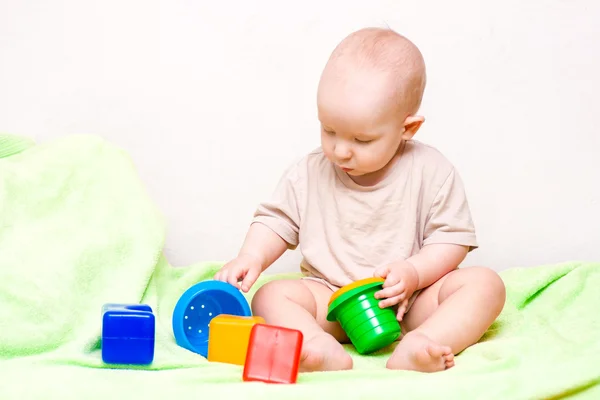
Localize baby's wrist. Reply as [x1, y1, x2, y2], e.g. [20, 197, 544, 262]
[394, 259, 419, 292]
[238, 252, 266, 269]
[404, 260, 420, 290]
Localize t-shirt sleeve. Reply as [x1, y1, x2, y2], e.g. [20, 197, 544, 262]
[251, 163, 302, 249]
[422, 168, 478, 251]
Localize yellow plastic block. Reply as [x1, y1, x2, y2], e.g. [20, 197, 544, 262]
[207, 314, 265, 365]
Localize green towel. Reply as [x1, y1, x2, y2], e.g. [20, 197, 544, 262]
[0, 134, 598, 399]
[0, 133, 36, 158]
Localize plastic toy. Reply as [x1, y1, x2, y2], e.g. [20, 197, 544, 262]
[326, 277, 401, 354]
[101, 303, 155, 365]
[207, 314, 265, 365]
[243, 324, 303, 384]
[172, 280, 252, 358]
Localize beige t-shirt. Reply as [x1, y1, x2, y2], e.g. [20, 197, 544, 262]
[252, 140, 478, 289]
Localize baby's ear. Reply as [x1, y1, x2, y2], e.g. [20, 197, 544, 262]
[401, 115, 425, 140]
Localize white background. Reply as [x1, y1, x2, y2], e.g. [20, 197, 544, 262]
[1, 0, 599, 273]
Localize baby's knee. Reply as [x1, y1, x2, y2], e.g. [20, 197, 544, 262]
[465, 267, 506, 310]
[251, 279, 314, 315]
[251, 280, 283, 312]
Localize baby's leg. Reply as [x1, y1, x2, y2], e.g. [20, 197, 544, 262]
[387, 266, 506, 372]
[251, 279, 353, 372]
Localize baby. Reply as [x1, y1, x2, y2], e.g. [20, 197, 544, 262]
[214, 27, 506, 373]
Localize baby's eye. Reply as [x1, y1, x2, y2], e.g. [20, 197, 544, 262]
[355, 138, 373, 144]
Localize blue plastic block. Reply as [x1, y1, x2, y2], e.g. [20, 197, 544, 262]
[101, 303, 155, 365]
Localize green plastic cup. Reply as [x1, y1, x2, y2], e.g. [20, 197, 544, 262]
[326, 277, 401, 354]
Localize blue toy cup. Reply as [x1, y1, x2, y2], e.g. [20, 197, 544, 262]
[172, 280, 251, 357]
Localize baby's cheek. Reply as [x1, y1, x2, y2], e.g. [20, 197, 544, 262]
[354, 150, 372, 165]
[364, 153, 385, 171]
[321, 146, 334, 162]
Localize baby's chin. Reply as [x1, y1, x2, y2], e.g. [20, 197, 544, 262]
[336, 166, 363, 176]
[345, 169, 365, 176]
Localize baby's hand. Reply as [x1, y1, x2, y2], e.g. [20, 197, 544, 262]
[373, 261, 419, 319]
[214, 253, 263, 293]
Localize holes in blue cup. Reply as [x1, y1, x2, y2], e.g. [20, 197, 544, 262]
[182, 291, 246, 349]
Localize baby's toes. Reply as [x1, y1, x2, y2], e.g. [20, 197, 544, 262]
[443, 351, 455, 369]
[426, 344, 451, 358]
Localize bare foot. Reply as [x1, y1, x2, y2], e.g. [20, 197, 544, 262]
[386, 331, 454, 372]
[299, 333, 353, 372]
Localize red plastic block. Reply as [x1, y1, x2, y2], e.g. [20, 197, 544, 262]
[243, 324, 303, 384]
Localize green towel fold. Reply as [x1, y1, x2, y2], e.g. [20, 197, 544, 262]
[0, 133, 35, 158]
[0, 134, 598, 399]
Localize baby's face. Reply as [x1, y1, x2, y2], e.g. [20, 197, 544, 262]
[317, 69, 409, 181]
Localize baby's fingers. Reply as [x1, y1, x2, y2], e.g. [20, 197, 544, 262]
[378, 292, 405, 309]
[215, 262, 234, 281]
[226, 269, 244, 288]
[375, 282, 405, 300]
[215, 267, 243, 289]
[396, 299, 409, 321]
[214, 269, 227, 282]
[241, 267, 260, 293]
[373, 264, 391, 279]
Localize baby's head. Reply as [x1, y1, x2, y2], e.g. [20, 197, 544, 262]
[317, 27, 426, 183]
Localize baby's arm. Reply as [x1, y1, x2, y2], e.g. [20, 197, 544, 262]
[238, 222, 289, 272]
[405, 243, 468, 290]
[214, 222, 288, 292]
[215, 160, 303, 292]
[401, 166, 477, 291]
[374, 244, 467, 310]
[376, 167, 476, 308]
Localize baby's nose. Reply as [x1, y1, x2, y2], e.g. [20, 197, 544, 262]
[334, 144, 352, 160]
